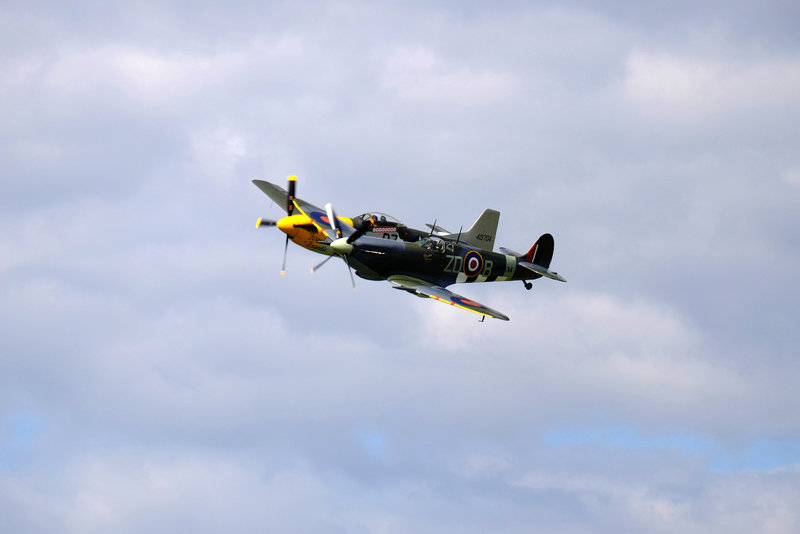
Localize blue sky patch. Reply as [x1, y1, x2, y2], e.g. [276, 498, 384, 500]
[0, 410, 46, 470]
[541, 424, 800, 472]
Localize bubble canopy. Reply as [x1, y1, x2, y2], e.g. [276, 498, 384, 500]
[353, 212, 403, 225]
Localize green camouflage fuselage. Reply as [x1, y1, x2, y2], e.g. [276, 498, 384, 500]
[347, 235, 538, 287]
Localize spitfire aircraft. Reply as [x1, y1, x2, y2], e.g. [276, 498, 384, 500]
[253, 176, 566, 321]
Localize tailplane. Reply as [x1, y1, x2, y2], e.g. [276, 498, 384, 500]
[517, 233, 566, 282]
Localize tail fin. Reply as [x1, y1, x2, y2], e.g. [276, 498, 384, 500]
[457, 209, 500, 250]
[526, 233, 554, 268]
[518, 233, 566, 282]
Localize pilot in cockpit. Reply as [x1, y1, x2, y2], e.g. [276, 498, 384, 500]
[421, 237, 445, 253]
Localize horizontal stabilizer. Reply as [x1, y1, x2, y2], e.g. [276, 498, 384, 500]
[518, 261, 567, 282]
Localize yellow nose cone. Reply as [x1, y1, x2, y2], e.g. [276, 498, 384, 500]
[276, 216, 294, 233]
[276, 214, 314, 240]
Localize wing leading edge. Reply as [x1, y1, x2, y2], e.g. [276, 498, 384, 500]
[252, 179, 327, 218]
[388, 277, 510, 321]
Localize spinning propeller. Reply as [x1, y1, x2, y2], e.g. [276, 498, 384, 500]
[310, 210, 373, 278]
[255, 175, 373, 286]
[347, 216, 375, 244]
[325, 202, 358, 289]
[255, 175, 297, 274]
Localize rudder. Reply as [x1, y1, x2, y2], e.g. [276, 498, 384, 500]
[526, 233, 554, 268]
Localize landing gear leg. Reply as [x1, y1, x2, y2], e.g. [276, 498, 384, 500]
[523, 281, 533, 291]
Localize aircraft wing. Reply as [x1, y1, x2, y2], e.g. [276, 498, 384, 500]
[388, 277, 510, 321]
[252, 179, 326, 216]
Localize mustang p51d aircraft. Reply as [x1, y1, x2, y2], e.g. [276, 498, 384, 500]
[253, 176, 566, 321]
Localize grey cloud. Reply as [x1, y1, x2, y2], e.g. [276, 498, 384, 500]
[2, 1, 800, 532]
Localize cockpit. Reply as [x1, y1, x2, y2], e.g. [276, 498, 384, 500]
[352, 212, 402, 226]
[417, 236, 448, 253]
[350, 213, 430, 243]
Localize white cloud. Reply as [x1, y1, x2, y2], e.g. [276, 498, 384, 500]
[622, 52, 800, 119]
[515, 465, 800, 534]
[382, 45, 514, 105]
[41, 45, 246, 102]
[48, 453, 340, 533]
[411, 288, 777, 435]
[783, 168, 800, 186]
[3, 2, 800, 533]
[189, 126, 249, 182]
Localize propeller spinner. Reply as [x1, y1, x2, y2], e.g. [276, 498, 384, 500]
[325, 202, 357, 289]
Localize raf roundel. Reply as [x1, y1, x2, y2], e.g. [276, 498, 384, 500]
[463, 250, 484, 277]
[453, 296, 484, 308]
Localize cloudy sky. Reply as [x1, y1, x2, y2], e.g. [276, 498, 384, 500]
[2, 1, 800, 532]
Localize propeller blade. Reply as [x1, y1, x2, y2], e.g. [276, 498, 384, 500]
[286, 175, 297, 216]
[256, 217, 278, 228]
[346, 217, 373, 244]
[280, 234, 289, 275]
[310, 255, 334, 273]
[324, 202, 342, 239]
[343, 254, 356, 290]
[324, 202, 357, 289]
[258, 176, 295, 274]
